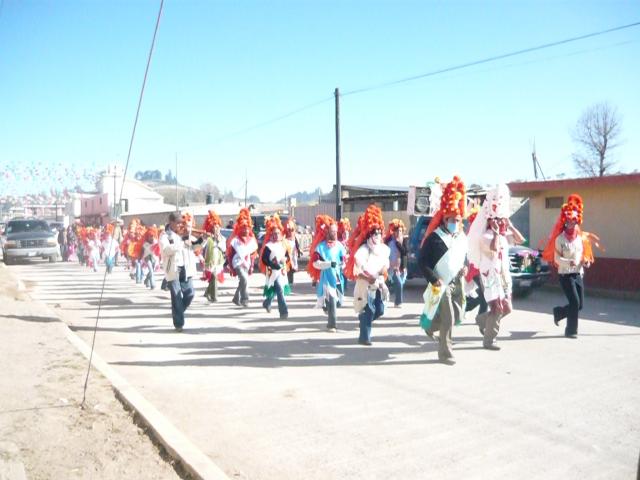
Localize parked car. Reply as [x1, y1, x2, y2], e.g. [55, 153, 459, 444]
[48, 221, 65, 233]
[406, 216, 549, 296]
[2, 219, 60, 265]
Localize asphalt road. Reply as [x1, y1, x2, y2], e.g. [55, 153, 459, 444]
[8, 259, 640, 480]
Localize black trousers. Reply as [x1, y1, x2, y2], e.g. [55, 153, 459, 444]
[557, 273, 584, 336]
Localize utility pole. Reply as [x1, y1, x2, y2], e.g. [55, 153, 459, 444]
[175, 152, 179, 210]
[532, 140, 538, 180]
[244, 170, 248, 207]
[334, 87, 342, 220]
[113, 166, 117, 218]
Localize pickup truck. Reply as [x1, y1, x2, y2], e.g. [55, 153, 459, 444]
[2, 219, 61, 265]
[406, 216, 549, 296]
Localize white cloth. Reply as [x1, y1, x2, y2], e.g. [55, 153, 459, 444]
[478, 230, 513, 302]
[104, 236, 119, 258]
[433, 228, 467, 285]
[264, 240, 289, 290]
[555, 234, 584, 275]
[231, 236, 258, 270]
[159, 229, 197, 282]
[352, 242, 390, 313]
[468, 184, 510, 268]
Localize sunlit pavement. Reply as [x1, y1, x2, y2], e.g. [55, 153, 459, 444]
[8, 259, 640, 480]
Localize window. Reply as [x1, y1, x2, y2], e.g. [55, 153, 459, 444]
[99, 198, 102, 205]
[545, 196, 563, 209]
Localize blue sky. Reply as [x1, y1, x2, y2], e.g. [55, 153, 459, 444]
[1, 0, 639, 201]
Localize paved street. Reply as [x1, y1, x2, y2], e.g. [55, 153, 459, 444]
[8, 260, 640, 480]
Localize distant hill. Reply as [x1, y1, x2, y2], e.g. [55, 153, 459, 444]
[277, 188, 323, 205]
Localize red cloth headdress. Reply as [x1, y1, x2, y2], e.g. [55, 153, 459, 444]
[385, 218, 406, 242]
[226, 208, 256, 266]
[144, 226, 158, 242]
[422, 175, 466, 246]
[344, 204, 385, 281]
[202, 210, 222, 234]
[541, 193, 603, 267]
[306, 214, 336, 282]
[337, 218, 351, 243]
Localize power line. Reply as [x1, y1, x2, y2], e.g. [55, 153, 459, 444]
[341, 21, 640, 97]
[208, 22, 639, 144]
[81, 0, 164, 407]
[211, 95, 334, 144]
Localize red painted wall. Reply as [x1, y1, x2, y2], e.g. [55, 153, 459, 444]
[548, 258, 640, 291]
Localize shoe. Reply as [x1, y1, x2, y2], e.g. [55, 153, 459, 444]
[439, 357, 456, 365]
[280, 313, 288, 320]
[565, 333, 578, 339]
[264, 303, 271, 313]
[424, 330, 439, 343]
[241, 301, 250, 308]
[553, 307, 562, 326]
[358, 340, 372, 346]
[327, 327, 337, 333]
[174, 327, 183, 332]
[232, 298, 241, 307]
[483, 343, 501, 351]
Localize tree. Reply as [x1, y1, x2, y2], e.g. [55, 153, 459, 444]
[164, 170, 176, 183]
[199, 182, 221, 201]
[572, 102, 622, 177]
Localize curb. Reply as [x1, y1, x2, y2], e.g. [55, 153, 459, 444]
[60, 325, 231, 480]
[0, 260, 231, 480]
[61, 326, 230, 480]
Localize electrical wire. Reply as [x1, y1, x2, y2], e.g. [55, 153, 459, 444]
[211, 95, 334, 144]
[81, 0, 164, 407]
[341, 21, 640, 97]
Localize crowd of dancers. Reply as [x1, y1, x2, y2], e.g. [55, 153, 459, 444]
[56, 175, 601, 364]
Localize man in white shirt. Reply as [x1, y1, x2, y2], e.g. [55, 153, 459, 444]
[159, 212, 201, 331]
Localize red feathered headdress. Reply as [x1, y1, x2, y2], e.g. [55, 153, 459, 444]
[202, 210, 222, 233]
[541, 193, 603, 267]
[344, 204, 385, 280]
[144, 226, 158, 242]
[337, 218, 351, 242]
[226, 208, 256, 266]
[306, 214, 336, 282]
[422, 175, 466, 245]
[385, 218, 406, 242]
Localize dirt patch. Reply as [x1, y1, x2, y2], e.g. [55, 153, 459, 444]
[0, 265, 185, 479]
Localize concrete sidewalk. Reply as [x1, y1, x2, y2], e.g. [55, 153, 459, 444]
[7, 260, 640, 479]
[0, 263, 184, 479]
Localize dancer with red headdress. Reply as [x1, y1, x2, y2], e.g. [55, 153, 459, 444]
[385, 218, 408, 307]
[283, 218, 302, 286]
[308, 215, 346, 332]
[542, 194, 601, 338]
[202, 210, 226, 302]
[226, 208, 258, 307]
[344, 204, 390, 346]
[418, 176, 468, 365]
[142, 225, 159, 290]
[260, 215, 291, 319]
[337, 218, 352, 300]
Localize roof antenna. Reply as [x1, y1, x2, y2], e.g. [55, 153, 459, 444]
[531, 139, 546, 180]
